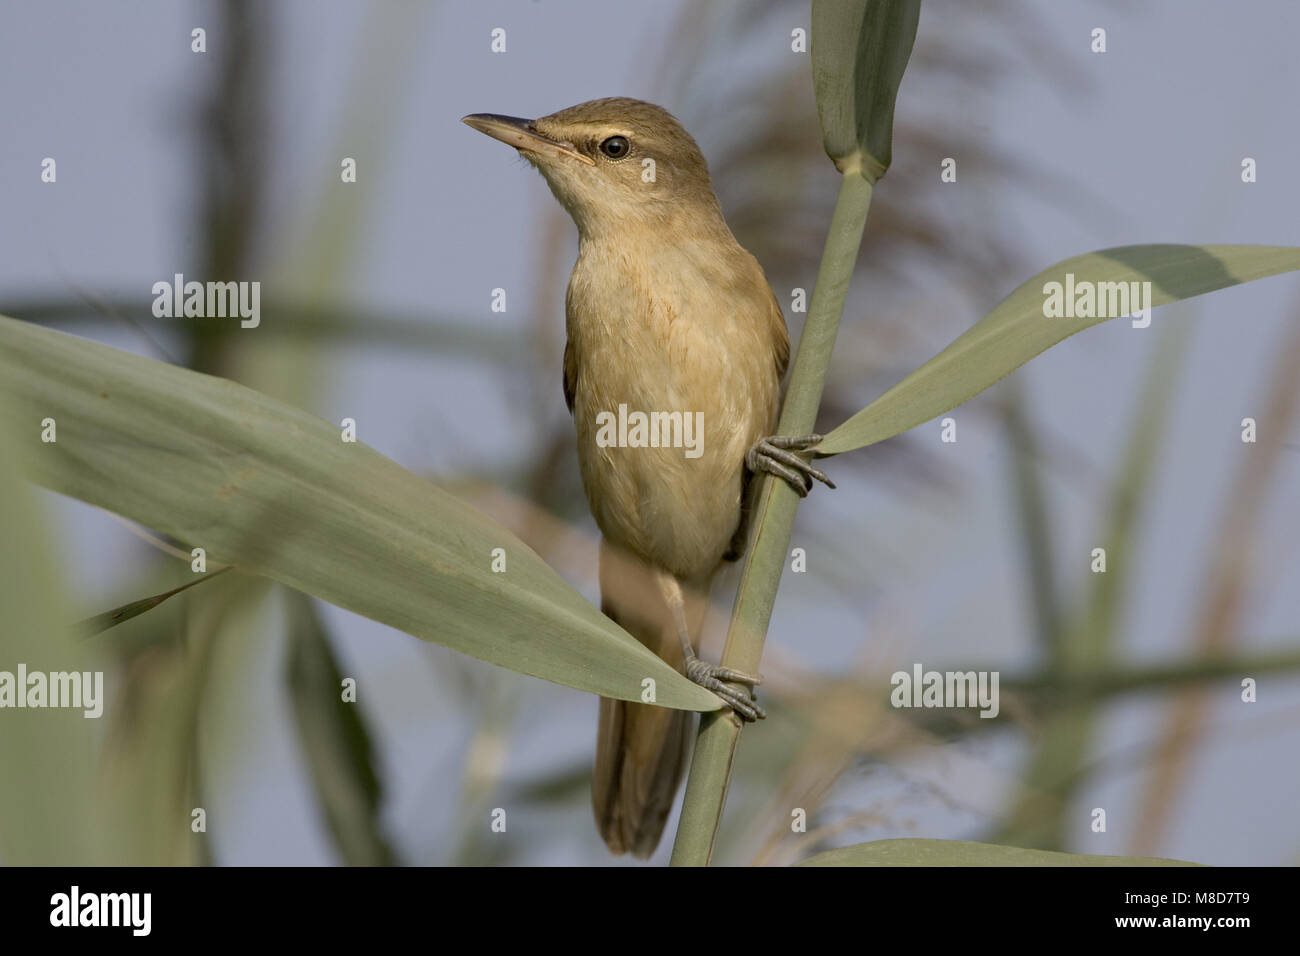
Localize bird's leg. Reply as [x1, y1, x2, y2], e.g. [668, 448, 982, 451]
[656, 572, 765, 722]
[746, 434, 836, 497]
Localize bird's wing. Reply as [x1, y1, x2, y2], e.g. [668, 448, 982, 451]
[563, 337, 578, 414]
[767, 284, 790, 380]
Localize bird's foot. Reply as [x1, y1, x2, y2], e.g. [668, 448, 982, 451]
[683, 651, 765, 722]
[746, 434, 836, 498]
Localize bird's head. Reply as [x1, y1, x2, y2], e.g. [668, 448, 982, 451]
[462, 97, 720, 235]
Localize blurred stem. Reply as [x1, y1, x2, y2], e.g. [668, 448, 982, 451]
[1006, 647, 1300, 700]
[777, 645, 1300, 746]
[896, 646, 1300, 736]
[450, 678, 518, 865]
[1003, 394, 1061, 662]
[189, 0, 267, 376]
[670, 173, 873, 866]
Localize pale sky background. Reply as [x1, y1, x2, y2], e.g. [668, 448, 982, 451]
[1, 0, 1298, 865]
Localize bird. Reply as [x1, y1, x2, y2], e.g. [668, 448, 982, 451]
[462, 98, 833, 858]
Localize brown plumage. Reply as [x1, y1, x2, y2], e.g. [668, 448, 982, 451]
[464, 98, 797, 857]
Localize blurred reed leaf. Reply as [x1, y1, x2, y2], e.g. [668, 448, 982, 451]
[76, 567, 232, 638]
[812, 0, 921, 181]
[0, 421, 101, 864]
[0, 315, 720, 712]
[8, 297, 528, 367]
[285, 589, 395, 866]
[97, 575, 260, 865]
[798, 838, 1199, 866]
[818, 245, 1300, 455]
[1002, 393, 1061, 657]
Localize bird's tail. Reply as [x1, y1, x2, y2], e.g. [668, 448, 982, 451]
[592, 543, 705, 858]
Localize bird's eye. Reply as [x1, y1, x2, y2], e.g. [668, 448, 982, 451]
[599, 135, 630, 159]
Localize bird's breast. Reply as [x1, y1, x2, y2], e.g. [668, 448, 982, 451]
[564, 237, 784, 578]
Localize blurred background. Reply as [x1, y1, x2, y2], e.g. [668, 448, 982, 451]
[1, 0, 1298, 865]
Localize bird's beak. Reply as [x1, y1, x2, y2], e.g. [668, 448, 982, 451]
[461, 113, 596, 166]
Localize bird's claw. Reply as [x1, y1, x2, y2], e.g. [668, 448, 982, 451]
[746, 434, 836, 498]
[684, 655, 765, 722]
